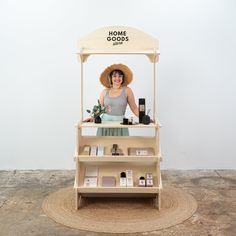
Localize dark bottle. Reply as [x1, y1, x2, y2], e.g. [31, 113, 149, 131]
[139, 98, 146, 123]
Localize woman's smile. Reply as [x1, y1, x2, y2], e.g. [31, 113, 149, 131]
[112, 74, 123, 85]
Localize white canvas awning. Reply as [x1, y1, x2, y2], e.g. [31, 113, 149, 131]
[77, 26, 159, 63]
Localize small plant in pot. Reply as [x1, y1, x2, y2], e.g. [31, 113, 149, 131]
[87, 100, 107, 123]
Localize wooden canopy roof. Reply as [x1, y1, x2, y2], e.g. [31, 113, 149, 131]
[77, 26, 159, 63]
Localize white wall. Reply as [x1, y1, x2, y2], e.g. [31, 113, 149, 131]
[0, 0, 236, 169]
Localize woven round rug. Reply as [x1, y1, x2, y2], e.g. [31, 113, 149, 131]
[42, 187, 197, 233]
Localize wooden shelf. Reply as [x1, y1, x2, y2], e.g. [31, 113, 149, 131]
[76, 121, 160, 128]
[75, 156, 159, 163]
[77, 136, 158, 156]
[74, 178, 162, 194]
[76, 186, 161, 194]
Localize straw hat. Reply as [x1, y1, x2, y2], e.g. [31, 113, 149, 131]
[100, 64, 133, 88]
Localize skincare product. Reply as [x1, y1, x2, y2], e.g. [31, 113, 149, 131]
[139, 98, 146, 123]
[90, 145, 97, 156]
[84, 177, 97, 187]
[97, 146, 104, 156]
[84, 166, 99, 187]
[102, 176, 116, 187]
[120, 172, 126, 187]
[111, 144, 119, 155]
[82, 145, 90, 155]
[139, 176, 146, 187]
[146, 173, 153, 187]
[126, 170, 133, 187]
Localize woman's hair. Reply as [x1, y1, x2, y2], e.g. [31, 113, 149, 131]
[109, 69, 125, 85]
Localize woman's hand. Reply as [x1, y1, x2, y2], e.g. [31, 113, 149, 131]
[83, 117, 94, 122]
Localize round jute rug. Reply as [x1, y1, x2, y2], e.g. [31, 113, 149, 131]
[42, 187, 197, 233]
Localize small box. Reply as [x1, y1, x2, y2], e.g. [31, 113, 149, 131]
[97, 146, 104, 156]
[138, 176, 146, 187]
[84, 177, 97, 187]
[146, 173, 153, 179]
[90, 145, 97, 156]
[126, 170, 133, 178]
[146, 173, 153, 187]
[128, 147, 154, 156]
[127, 177, 134, 187]
[126, 170, 133, 187]
[81, 145, 90, 155]
[120, 177, 126, 187]
[85, 167, 99, 177]
[102, 176, 116, 187]
[146, 178, 153, 187]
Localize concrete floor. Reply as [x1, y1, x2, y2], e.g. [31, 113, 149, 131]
[0, 170, 235, 236]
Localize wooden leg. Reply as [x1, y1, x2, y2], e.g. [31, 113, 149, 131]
[75, 191, 79, 210]
[78, 195, 82, 209]
[153, 192, 161, 210]
[154, 194, 158, 209]
[158, 191, 161, 211]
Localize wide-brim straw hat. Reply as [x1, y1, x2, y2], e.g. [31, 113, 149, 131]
[100, 64, 133, 88]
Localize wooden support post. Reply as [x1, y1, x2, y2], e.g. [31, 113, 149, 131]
[80, 59, 84, 122]
[75, 190, 79, 210]
[158, 191, 161, 210]
[78, 195, 82, 209]
[153, 59, 156, 123]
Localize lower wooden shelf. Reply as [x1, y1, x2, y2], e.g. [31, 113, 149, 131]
[74, 178, 162, 210]
[75, 186, 161, 194]
[74, 178, 162, 194]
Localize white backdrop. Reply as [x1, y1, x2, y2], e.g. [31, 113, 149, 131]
[0, 0, 235, 169]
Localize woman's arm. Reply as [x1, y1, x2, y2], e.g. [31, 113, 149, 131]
[99, 89, 107, 106]
[126, 87, 139, 117]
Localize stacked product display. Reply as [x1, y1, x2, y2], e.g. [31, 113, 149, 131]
[74, 26, 161, 210]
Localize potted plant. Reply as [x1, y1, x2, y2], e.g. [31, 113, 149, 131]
[87, 100, 107, 123]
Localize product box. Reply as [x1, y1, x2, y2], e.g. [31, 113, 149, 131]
[84, 166, 99, 187]
[97, 146, 104, 156]
[81, 145, 90, 155]
[85, 166, 99, 177]
[102, 176, 116, 187]
[128, 147, 154, 156]
[90, 146, 97, 156]
[146, 172, 153, 187]
[146, 178, 153, 187]
[126, 170, 133, 187]
[120, 177, 126, 187]
[84, 177, 98, 187]
[126, 169, 133, 177]
[126, 177, 134, 187]
[139, 179, 146, 187]
[146, 173, 153, 179]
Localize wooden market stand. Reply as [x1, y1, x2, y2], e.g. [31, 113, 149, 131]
[74, 26, 162, 210]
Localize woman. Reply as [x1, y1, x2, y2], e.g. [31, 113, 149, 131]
[86, 64, 139, 136]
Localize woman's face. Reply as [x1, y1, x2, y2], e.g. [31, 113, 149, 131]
[111, 72, 123, 87]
